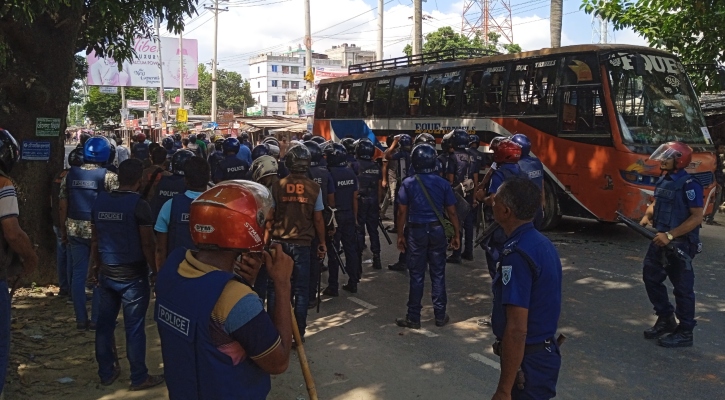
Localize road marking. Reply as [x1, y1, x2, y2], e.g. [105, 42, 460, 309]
[588, 268, 719, 299]
[411, 328, 439, 338]
[347, 297, 377, 310]
[469, 353, 500, 370]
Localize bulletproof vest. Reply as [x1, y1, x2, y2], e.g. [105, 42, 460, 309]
[271, 175, 321, 245]
[347, 155, 360, 175]
[451, 150, 472, 186]
[437, 154, 449, 177]
[357, 160, 380, 200]
[653, 173, 699, 243]
[518, 155, 544, 190]
[155, 249, 270, 400]
[93, 191, 145, 265]
[173, 141, 183, 151]
[168, 194, 196, 255]
[208, 152, 224, 178]
[396, 152, 411, 181]
[51, 169, 69, 227]
[219, 155, 249, 181]
[330, 166, 357, 212]
[133, 142, 150, 161]
[308, 166, 331, 206]
[467, 148, 484, 173]
[151, 174, 187, 221]
[496, 163, 525, 181]
[66, 166, 107, 221]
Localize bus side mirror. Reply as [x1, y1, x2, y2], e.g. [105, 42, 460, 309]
[633, 55, 647, 76]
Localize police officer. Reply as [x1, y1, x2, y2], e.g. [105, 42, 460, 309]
[490, 177, 562, 399]
[511, 133, 545, 229]
[149, 149, 193, 221]
[438, 132, 453, 178]
[252, 143, 271, 161]
[89, 159, 164, 390]
[60, 136, 118, 330]
[251, 155, 280, 190]
[355, 139, 383, 270]
[414, 133, 436, 146]
[302, 132, 313, 141]
[208, 137, 225, 179]
[341, 137, 360, 175]
[321, 143, 361, 294]
[52, 149, 82, 297]
[131, 133, 149, 162]
[155, 182, 294, 399]
[639, 142, 702, 348]
[172, 133, 183, 151]
[447, 129, 478, 263]
[384, 134, 413, 270]
[395, 144, 460, 329]
[266, 145, 327, 341]
[239, 132, 253, 151]
[214, 138, 250, 183]
[161, 136, 175, 162]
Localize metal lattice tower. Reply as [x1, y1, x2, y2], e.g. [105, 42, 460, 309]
[461, 0, 514, 44]
[591, 14, 612, 44]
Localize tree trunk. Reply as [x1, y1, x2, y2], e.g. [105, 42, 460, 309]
[0, 6, 83, 284]
[550, 0, 563, 48]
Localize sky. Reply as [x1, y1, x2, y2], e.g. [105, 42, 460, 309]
[163, 0, 649, 78]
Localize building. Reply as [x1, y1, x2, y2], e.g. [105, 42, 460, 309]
[324, 43, 375, 67]
[249, 46, 343, 116]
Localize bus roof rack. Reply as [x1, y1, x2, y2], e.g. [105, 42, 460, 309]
[348, 48, 501, 74]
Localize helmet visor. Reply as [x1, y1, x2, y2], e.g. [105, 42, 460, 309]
[649, 144, 681, 162]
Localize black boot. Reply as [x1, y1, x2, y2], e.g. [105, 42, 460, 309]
[372, 254, 382, 270]
[657, 325, 693, 348]
[643, 314, 677, 339]
[446, 254, 462, 264]
[388, 261, 406, 271]
[461, 251, 474, 261]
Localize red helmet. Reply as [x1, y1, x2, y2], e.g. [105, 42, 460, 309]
[493, 140, 522, 164]
[136, 133, 146, 143]
[649, 141, 692, 170]
[489, 136, 506, 152]
[189, 181, 273, 252]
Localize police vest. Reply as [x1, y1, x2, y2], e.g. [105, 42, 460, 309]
[396, 152, 411, 181]
[357, 160, 380, 201]
[93, 191, 145, 265]
[451, 150, 472, 186]
[653, 173, 700, 243]
[66, 166, 107, 221]
[173, 141, 183, 151]
[437, 154, 449, 177]
[133, 143, 150, 161]
[271, 175, 321, 245]
[330, 167, 357, 212]
[155, 249, 270, 400]
[220, 156, 249, 181]
[308, 166, 331, 206]
[518, 155, 544, 190]
[151, 174, 187, 221]
[168, 194, 196, 255]
[208, 152, 224, 181]
[467, 148, 484, 173]
[347, 156, 360, 175]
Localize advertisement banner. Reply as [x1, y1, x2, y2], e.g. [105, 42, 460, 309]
[127, 100, 151, 109]
[99, 86, 118, 94]
[216, 110, 235, 125]
[87, 37, 199, 89]
[297, 88, 317, 118]
[176, 108, 188, 123]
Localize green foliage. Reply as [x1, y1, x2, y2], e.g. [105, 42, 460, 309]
[83, 86, 146, 125]
[168, 64, 255, 115]
[403, 27, 522, 57]
[581, 0, 725, 91]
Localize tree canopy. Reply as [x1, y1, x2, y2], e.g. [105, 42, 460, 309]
[83, 87, 146, 125]
[168, 64, 255, 115]
[403, 27, 522, 57]
[581, 0, 725, 91]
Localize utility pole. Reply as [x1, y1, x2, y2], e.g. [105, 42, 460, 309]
[143, 88, 147, 122]
[303, 0, 314, 84]
[179, 31, 185, 111]
[205, 0, 228, 123]
[121, 86, 126, 126]
[600, 16, 608, 44]
[155, 17, 167, 135]
[377, 0, 384, 61]
[413, 0, 422, 55]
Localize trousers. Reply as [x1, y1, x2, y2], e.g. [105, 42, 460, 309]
[643, 241, 697, 329]
[328, 212, 361, 287]
[357, 199, 381, 256]
[68, 236, 99, 324]
[268, 243, 311, 337]
[405, 224, 448, 322]
[511, 344, 561, 399]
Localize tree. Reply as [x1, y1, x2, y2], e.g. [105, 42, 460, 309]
[550, 0, 563, 48]
[83, 87, 146, 125]
[403, 27, 522, 57]
[168, 64, 255, 115]
[0, 1, 198, 283]
[581, 0, 724, 91]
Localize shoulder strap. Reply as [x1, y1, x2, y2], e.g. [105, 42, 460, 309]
[414, 175, 447, 226]
[503, 246, 540, 282]
[142, 167, 164, 199]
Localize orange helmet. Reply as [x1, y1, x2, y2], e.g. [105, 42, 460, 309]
[649, 141, 693, 170]
[189, 181, 273, 252]
[493, 140, 522, 164]
[136, 133, 146, 143]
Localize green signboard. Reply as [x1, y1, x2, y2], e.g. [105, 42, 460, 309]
[36, 118, 61, 137]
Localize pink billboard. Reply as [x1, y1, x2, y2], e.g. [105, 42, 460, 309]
[87, 37, 198, 89]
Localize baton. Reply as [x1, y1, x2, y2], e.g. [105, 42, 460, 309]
[329, 241, 347, 275]
[615, 211, 692, 268]
[378, 217, 393, 245]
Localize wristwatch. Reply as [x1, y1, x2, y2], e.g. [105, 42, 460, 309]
[665, 232, 674, 241]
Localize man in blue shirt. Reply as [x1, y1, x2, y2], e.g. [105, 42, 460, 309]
[236, 134, 253, 165]
[490, 177, 562, 400]
[395, 144, 460, 329]
[639, 142, 703, 348]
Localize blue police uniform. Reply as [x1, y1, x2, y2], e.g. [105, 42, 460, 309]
[168, 193, 197, 253]
[308, 165, 335, 301]
[327, 166, 361, 290]
[173, 140, 183, 151]
[150, 174, 187, 222]
[518, 154, 545, 228]
[644, 169, 702, 330]
[437, 153, 449, 178]
[208, 151, 224, 180]
[356, 160, 382, 258]
[132, 142, 150, 161]
[236, 143, 252, 165]
[347, 154, 360, 175]
[215, 155, 250, 183]
[398, 173, 457, 323]
[93, 192, 145, 266]
[492, 222, 562, 399]
[448, 149, 476, 260]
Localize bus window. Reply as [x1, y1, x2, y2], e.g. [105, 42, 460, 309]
[408, 75, 424, 116]
[336, 83, 352, 118]
[325, 83, 340, 117]
[315, 85, 331, 118]
[463, 65, 506, 115]
[506, 59, 559, 115]
[463, 69, 483, 114]
[560, 87, 610, 137]
[373, 79, 392, 116]
[363, 81, 377, 117]
[390, 76, 411, 116]
[423, 70, 462, 116]
[348, 82, 365, 118]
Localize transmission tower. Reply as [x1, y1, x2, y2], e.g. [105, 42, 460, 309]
[461, 0, 514, 44]
[591, 14, 612, 44]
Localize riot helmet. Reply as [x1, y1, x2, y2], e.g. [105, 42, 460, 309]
[493, 140, 522, 164]
[650, 141, 693, 170]
[68, 148, 84, 167]
[414, 133, 436, 146]
[251, 155, 279, 182]
[451, 129, 469, 150]
[511, 133, 531, 155]
[412, 144, 438, 174]
[171, 149, 194, 176]
[161, 137, 174, 151]
[222, 138, 241, 155]
[398, 134, 413, 152]
[326, 143, 348, 167]
[84, 136, 111, 163]
[285, 143, 312, 173]
[251, 144, 271, 160]
[303, 141, 323, 166]
[355, 139, 375, 161]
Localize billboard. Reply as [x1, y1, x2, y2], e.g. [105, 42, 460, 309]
[87, 37, 198, 89]
[297, 88, 317, 118]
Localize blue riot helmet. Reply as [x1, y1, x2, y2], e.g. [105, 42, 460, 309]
[311, 136, 326, 145]
[355, 139, 375, 161]
[68, 148, 84, 167]
[161, 136, 174, 151]
[326, 142, 348, 167]
[511, 133, 532, 155]
[341, 137, 356, 154]
[222, 137, 241, 154]
[84, 136, 111, 163]
[469, 134, 480, 149]
[414, 133, 436, 146]
[302, 132, 313, 141]
[171, 149, 194, 176]
[441, 132, 452, 153]
[412, 144, 438, 174]
[304, 140, 323, 166]
[398, 134, 413, 152]
[251, 144, 271, 160]
[451, 129, 469, 150]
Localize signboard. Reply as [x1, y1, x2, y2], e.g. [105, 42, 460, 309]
[216, 109, 235, 125]
[99, 86, 118, 94]
[176, 108, 188, 123]
[246, 105, 262, 116]
[21, 141, 51, 161]
[35, 118, 61, 137]
[127, 100, 151, 109]
[202, 122, 218, 130]
[297, 88, 317, 118]
[86, 37, 199, 89]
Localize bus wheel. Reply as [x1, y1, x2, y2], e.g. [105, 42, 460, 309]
[541, 179, 561, 231]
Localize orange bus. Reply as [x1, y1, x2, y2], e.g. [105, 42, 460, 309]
[312, 44, 717, 229]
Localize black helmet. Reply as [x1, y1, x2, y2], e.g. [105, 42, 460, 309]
[302, 132, 313, 141]
[161, 137, 174, 151]
[412, 144, 438, 174]
[355, 139, 375, 161]
[107, 143, 116, 164]
[252, 144, 270, 160]
[398, 134, 413, 152]
[414, 133, 436, 146]
[214, 137, 224, 149]
[451, 129, 469, 150]
[469, 134, 480, 149]
[0, 129, 19, 174]
[341, 137, 356, 154]
[267, 144, 280, 159]
[198, 132, 207, 141]
[68, 148, 84, 167]
[303, 141, 323, 166]
[326, 143, 348, 167]
[441, 131, 453, 152]
[171, 149, 194, 176]
[188, 133, 197, 142]
[262, 137, 280, 147]
[222, 137, 241, 154]
[285, 144, 312, 173]
[79, 131, 92, 146]
[174, 133, 182, 141]
[311, 136, 326, 145]
[239, 132, 250, 141]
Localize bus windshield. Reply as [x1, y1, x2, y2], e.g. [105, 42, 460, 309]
[605, 52, 710, 147]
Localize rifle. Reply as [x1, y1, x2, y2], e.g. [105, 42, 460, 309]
[329, 240, 347, 275]
[474, 221, 501, 249]
[615, 211, 692, 269]
[378, 217, 393, 245]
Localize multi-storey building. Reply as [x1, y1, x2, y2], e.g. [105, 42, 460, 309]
[324, 43, 375, 67]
